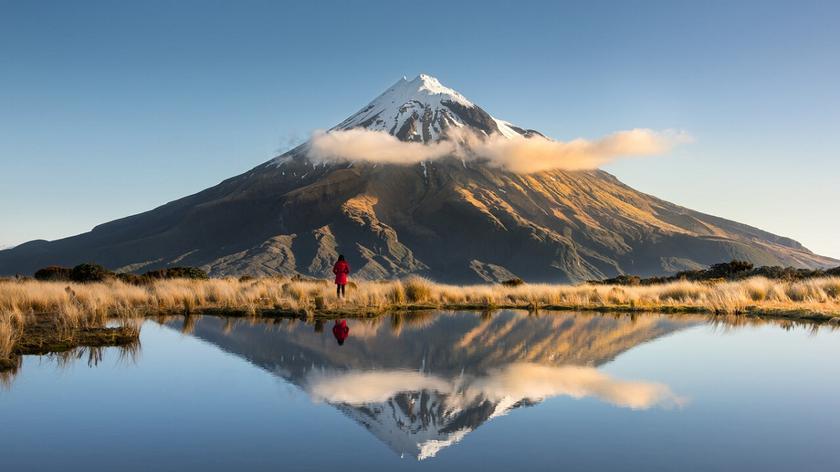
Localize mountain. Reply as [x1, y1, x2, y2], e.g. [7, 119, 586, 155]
[331, 74, 542, 142]
[178, 311, 698, 459]
[0, 74, 835, 281]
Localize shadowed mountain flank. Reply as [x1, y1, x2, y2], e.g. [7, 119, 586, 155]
[1, 74, 834, 281]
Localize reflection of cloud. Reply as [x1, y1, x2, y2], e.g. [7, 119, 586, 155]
[465, 363, 686, 410]
[307, 370, 451, 404]
[307, 128, 690, 173]
[305, 362, 684, 410]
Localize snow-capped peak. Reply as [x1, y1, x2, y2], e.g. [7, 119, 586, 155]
[407, 73, 473, 107]
[331, 74, 537, 143]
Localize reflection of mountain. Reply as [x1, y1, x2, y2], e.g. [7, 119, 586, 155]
[175, 311, 697, 460]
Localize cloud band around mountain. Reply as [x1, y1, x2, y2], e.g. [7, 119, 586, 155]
[306, 128, 690, 173]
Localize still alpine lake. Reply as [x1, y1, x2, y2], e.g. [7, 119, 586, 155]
[2, 311, 839, 471]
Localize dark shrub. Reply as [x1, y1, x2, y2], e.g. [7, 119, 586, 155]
[238, 275, 255, 283]
[593, 275, 641, 286]
[143, 266, 208, 280]
[620, 275, 642, 286]
[708, 260, 754, 278]
[594, 260, 835, 286]
[70, 263, 113, 283]
[747, 265, 822, 281]
[116, 272, 152, 286]
[751, 265, 787, 279]
[166, 267, 208, 280]
[142, 269, 166, 280]
[501, 278, 525, 287]
[673, 269, 706, 281]
[34, 265, 72, 281]
[640, 276, 669, 286]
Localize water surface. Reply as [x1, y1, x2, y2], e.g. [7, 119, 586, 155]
[2, 311, 839, 471]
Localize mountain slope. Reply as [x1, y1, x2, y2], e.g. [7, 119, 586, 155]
[0, 74, 835, 281]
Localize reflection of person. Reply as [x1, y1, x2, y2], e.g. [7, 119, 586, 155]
[332, 319, 350, 346]
[332, 255, 350, 299]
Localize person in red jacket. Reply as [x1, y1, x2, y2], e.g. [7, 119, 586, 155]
[332, 254, 350, 299]
[332, 319, 349, 346]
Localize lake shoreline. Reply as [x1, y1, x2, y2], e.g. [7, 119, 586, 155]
[12, 297, 840, 326]
[148, 300, 840, 322]
[3, 276, 840, 372]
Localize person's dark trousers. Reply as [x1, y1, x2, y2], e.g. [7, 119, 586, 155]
[336, 284, 345, 298]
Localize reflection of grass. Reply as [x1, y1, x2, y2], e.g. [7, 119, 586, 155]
[0, 355, 21, 389]
[1, 342, 140, 390]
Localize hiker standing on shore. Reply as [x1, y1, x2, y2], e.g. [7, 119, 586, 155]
[332, 254, 350, 299]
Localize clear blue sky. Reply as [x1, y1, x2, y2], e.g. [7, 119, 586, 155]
[1, 0, 838, 258]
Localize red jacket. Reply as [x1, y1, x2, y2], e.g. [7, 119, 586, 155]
[332, 320, 349, 344]
[333, 260, 350, 285]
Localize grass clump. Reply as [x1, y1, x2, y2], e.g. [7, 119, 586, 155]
[404, 277, 433, 303]
[387, 281, 407, 304]
[0, 317, 16, 361]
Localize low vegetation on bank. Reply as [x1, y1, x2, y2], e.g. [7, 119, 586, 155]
[3, 261, 840, 372]
[3, 272, 840, 321]
[32, 263, 208, 284]
[589, 260, 840, 286]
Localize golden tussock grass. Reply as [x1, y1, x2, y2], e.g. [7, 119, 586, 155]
[0, 318, 15, 360]
[1, 275, 839, 329]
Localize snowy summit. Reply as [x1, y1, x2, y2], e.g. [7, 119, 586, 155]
[332, 74, 541, 143]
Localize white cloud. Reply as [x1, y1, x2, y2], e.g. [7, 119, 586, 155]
[458, 128, 691, 173]
[307, 128, 456, 164]
[306, 127, 690, 173]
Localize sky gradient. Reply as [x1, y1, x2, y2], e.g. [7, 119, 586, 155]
[1, 0, 838, 257]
